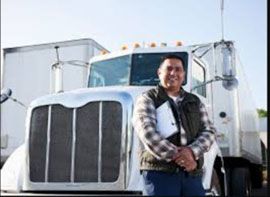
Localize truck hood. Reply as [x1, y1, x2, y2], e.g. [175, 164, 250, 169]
[30, 86, 153, 109]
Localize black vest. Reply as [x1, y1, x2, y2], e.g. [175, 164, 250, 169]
[139, 85, 204, 175]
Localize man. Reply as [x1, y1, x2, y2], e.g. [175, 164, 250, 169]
[132, 54, 216, 196]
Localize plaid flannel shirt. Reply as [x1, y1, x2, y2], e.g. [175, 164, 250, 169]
[132, 92, 216, 162]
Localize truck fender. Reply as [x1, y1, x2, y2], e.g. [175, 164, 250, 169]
[202, 140, 223, 190]
[0, 144, 25, 192]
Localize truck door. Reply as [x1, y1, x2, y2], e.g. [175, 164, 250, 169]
[190, 58, 212, 119]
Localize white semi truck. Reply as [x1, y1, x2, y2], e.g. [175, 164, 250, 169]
[1, 40, 263, 196]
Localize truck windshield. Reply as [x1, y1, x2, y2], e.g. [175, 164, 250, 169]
[88, 55, 131, 87]
[88, 52, 188, 87]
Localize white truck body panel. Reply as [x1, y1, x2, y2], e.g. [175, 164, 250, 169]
[0, 145, 25, 192]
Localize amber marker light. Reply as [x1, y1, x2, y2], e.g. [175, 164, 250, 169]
[100, 50, 108, 55]
[121, 45, 128, 50]
[133, 43, 140, 48]
[176, 41, 183, 46]
[149, 42, 157, 47]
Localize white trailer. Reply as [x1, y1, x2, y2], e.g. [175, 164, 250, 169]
[1, 40, 263, 196]
[0, 38, 108, 165]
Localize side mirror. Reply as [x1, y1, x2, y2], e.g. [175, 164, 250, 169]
[0, 88, 26, 108]
[222, 77, 238, 91]
[1, 88, 12, 104]
[220, 41, 238, 90]
[191, 76, 238, 92]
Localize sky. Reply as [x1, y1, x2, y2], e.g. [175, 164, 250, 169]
[1, 0, 267, 109]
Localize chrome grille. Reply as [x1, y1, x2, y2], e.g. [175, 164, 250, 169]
[29, 101, 122, 183]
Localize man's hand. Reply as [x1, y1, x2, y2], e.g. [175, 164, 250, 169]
[173, 147, 197, 172]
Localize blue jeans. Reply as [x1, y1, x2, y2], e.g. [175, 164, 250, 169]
[142, 170, 205, 196]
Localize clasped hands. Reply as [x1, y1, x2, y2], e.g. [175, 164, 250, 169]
[172, 147, 197, 172]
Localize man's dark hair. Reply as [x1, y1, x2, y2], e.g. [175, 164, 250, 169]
[159, 54, 185, 68]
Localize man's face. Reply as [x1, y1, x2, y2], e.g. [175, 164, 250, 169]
[157, 58, 185, 92]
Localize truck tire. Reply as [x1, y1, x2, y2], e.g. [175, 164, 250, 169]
[250, 163, 263, 188]
[231, 167, 251, 196]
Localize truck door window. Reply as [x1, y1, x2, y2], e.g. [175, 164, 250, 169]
[192, 60, 206, 97]
[88, 55, 131, 87]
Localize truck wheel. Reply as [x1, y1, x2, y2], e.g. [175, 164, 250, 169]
[231, 168, 251, 196]
[250, 163, 263, 188]
[210, 169, 222, 196]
